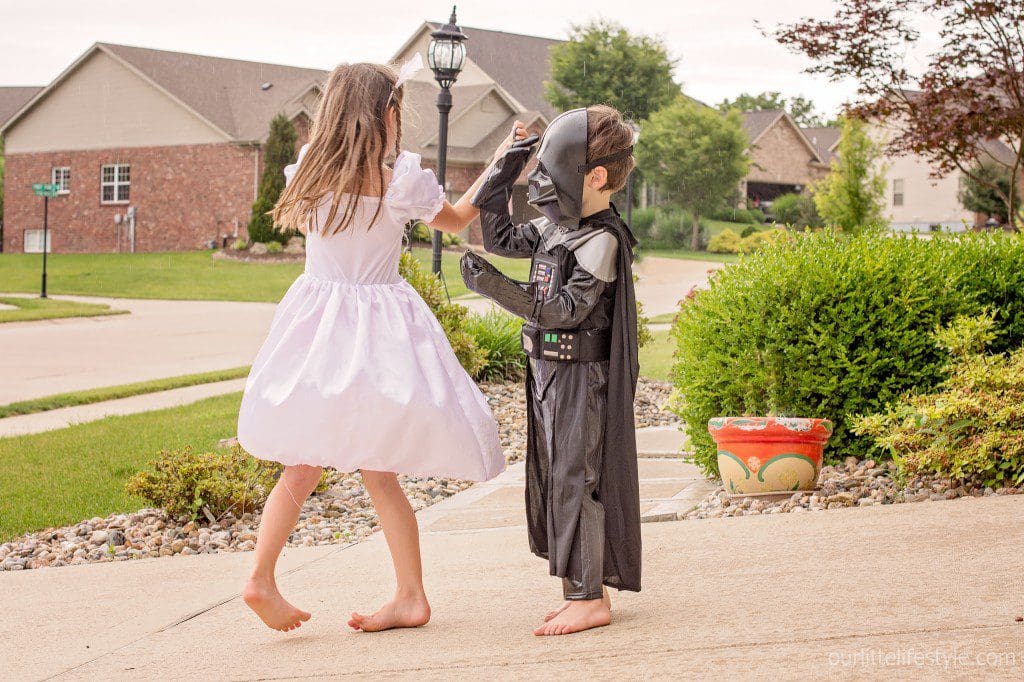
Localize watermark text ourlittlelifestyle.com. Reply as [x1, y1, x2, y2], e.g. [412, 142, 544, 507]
[829, 647, 1018, 669]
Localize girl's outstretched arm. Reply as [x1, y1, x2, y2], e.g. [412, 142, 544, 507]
[428, 120, 529, 234]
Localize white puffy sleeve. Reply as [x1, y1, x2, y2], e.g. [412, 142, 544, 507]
[387, 151, 446, 223]
[283, 143, 309, 187]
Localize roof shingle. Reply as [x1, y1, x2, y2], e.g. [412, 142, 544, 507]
[100, 43, 328, 142]
[0, 86, 42, 128]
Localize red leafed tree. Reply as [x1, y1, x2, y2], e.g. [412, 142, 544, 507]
[772, 0, 1024, 227]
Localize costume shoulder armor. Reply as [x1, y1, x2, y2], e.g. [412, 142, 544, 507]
[530, 217, 555, 234]
[574, 231, 618, 282]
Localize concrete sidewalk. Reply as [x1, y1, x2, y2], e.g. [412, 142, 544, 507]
[0, 378, 247, 438]
[2, 423, 1021, 680]
[2, 496, 1020, 680]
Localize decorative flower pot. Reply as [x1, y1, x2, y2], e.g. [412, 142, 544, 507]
[707, 417, 834, 495]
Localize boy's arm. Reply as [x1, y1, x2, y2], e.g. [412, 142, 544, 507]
[470, 136, 541, 258]
[460, 235, 617, 329]
[429, 121, 531, 235]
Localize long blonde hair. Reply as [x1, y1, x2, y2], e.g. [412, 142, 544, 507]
[273, 62, 403, 235]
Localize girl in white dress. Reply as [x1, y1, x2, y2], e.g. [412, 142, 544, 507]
[237, 57, 527, 633]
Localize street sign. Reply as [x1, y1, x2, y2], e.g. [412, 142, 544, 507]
[32, 182, 60, 197]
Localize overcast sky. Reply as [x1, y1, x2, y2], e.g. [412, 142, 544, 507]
[1, 0, 941, 119]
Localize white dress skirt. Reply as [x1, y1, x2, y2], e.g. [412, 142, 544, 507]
[237, 147, 505, 482]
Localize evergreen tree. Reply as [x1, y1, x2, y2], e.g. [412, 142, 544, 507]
[959, 162, 1011, 224]
[812, 117, 887, 233]
[248, 114, 298, 244]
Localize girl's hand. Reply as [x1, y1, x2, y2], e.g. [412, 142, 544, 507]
[492, 120, 529, 162]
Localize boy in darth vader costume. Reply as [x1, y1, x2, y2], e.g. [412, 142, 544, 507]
[460, 105, 641, 636]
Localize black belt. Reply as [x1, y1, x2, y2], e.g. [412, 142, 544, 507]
[521, 326, 611, 362]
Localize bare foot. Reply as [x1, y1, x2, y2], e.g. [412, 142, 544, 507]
[348, 593, 431, 632]
[544, 588, 611, 622]
[242, 577, 312, 632]
[534, 598, 611, 636]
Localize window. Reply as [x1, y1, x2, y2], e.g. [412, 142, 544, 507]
[51, 167, 70, 194]
[23, 229, 52, 253]
[101, 164, 130, 204]
[893, 178, 904, 207]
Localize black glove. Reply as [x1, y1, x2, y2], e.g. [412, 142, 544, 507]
[460, 251, 535, 318]
[471, 135, 540, 210]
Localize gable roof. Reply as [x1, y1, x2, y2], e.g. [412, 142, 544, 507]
[3, 43, 328, 142]
[741, 109, 786, 144]
[0, 86, 42, 128]
[400, 79, 543, 164]
[801, 126, 841, 162]
[742, 109, 827, 164]
[447, 24, 561, 122]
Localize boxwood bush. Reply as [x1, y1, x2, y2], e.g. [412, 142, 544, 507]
[670, 230, 1024, 476]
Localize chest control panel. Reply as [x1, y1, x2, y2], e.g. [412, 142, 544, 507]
[541, 331, 575, 360]
[532, 259, 557, 299]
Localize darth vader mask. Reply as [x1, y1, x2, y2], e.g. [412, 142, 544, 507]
[527, 108, 635, 230]
[527, 109, 588, 229]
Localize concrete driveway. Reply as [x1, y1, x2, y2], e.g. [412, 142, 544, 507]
[459, 255, 723, 318]
[0, 295, 276, 404]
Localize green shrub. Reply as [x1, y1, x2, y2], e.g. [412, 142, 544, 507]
[670, 231, 1024, 476]
[407, 220, 431, 243]
[399, 250, 486, 377]
[630, 207, 656, 238]
[707, 227, 788, 254]
[740, 224, 758, 238]
[853, 314, 1024, 488]
[465, 310, 526, 381]
[707, 228, 742, 253]
[710, 206, 763, 224]
[442, 232, 462, 247]
[126, 446, 281, 520]
[771, 193, 822, 229]
[737, 227, 790, 253]
[770, 193, 803, 225]
[265, 241, 283, 254]
[230, 238, 248, 251]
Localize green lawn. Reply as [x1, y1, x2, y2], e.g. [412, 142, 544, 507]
[0, 325, 676, 540]
[0, 296, 127, 323]
[0, 248, 530, 303]
[0, 392, 242, 541]
[639, 329, 675, 382]
[0, 366, 251, 419]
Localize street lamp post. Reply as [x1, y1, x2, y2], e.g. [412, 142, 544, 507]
[426, 6, 467, 276]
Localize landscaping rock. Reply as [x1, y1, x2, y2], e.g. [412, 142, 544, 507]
[683, 458, 1021, 520]
[249, 242, 269, 256]
[0, 379, 680, 571]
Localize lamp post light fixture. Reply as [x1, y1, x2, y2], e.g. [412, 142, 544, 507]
[427, 6, 468, 276]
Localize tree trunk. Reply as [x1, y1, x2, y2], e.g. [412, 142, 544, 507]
[640, 180, 648, 209]
[690, 209, 701, 251]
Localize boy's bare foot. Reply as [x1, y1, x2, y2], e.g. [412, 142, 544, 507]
[534, 598, 611, 636]
[544, 588, 611, 621]
[242, 577, 312, 632]
[347, 593, 431, 632]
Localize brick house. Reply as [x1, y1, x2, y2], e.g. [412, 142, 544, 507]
[1, 25, 558, 253]
[739, 109, 835, 209]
